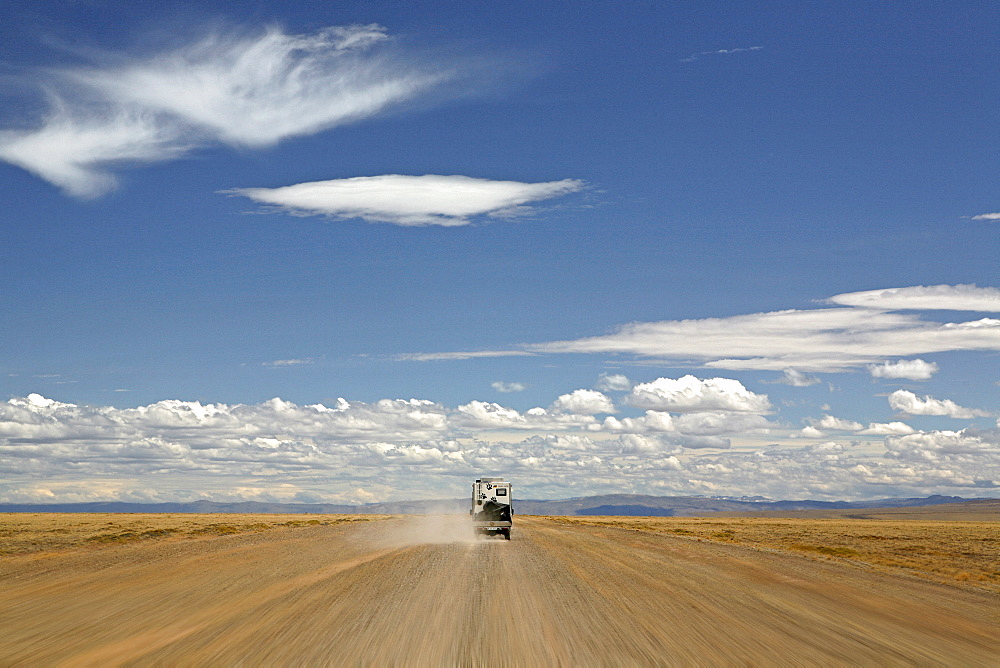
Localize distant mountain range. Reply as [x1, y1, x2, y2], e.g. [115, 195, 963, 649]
[0, 494, 978, 517]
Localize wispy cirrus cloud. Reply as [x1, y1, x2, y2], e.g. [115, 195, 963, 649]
[770, 368, 821, 387]
[0, 24, 448, 197]
[530, 306, 1000, 372]
[680, 46, 762, 63]
[595, 373, 632, 392]
[397, 350, 536, 362]
[491, 381, 527, 393]
[261, 358, 316, 368]
[827, 284, 1000, 312]
[404, 285, 1000, 374]
[970, 213, 1000, 221]
[224, 175, 584, 226]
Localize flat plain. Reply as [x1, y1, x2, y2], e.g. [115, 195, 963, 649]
[1, 509, 997, 665]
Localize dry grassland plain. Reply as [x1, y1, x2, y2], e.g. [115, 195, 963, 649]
[548, 514, 1000, 592]
[0, 513, 382, 556]
[1, 509, 997, 665]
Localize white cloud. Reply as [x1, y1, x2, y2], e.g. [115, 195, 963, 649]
[680, 46, 762, 63]
[799, 426, 825, 438]
[868, 359, 938, 380]
[828, 284, 1000, 312]
[527, 288, 1000, 372]
[816, 415, 863, 431]
[397, 350, 536, 361]
[491, 382, 526, 393]
[550, 389, 615, 415]
[859, 421, 916, 436]
[617, 434, 681, 456]
[627, 375, 771, 414]
[888, 390, 991, 419]
[885, 429, 999, 461]
[0, 25, 446, 197]
[971, 213, 1000, 221]
[262, 358, 315, 368]
[595, 373, 632, 392]
[454, 400, 526, 428]
[225, 174, 584, 226]
[2, 392, 997, 503]
[773, 368, 820, 386]
[602, 410, 676, 434]
[0, 108, 189, 198]
[671, 412, 771, 435]
[71, 25, 414, 148]
[452, 401, 597, 430]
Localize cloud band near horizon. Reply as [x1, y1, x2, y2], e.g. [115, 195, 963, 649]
[1, 384, 995, 505]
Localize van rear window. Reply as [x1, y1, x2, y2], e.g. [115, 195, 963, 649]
[496, 488, 507, 496]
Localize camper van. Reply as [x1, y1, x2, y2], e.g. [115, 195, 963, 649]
[470, 478, 512, 540]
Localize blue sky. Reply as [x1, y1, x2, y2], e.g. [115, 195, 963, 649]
[1, 1, 997, 504]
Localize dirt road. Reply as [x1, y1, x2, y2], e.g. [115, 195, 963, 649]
[1, 515, 997, 665]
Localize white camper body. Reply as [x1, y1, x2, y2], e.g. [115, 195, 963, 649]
[471, 478, 512, 540]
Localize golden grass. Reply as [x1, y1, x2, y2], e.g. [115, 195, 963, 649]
[719, 498, 1000, 522]
[0, 513, 384, 556]
[547, 515, 1000, 593]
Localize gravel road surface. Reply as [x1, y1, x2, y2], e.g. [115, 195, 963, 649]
[2, 515, 997, 665]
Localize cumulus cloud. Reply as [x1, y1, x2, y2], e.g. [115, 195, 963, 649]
[828, 284, 1000, 312]
[815, 415, 863, 431]
[0, 393, 451, 449]
[0, 24, 446, 197]
[885, 429, 1000, 461]
[452, 401, 596, 430]
[627, 376, 771, 414]
[224, 175, 584, 226]
[868, 359, 938, 380]
[595, 373, 632, 392]
[550, 389, 615, 415]
[3, 392, 998, 503]
[859, 421, 916, 436]
[888, 390, 991, 419]
[491, 381, 526, 393]
[602, 410, 676, 434]
[617, 434, 681, 456]
[671, 412, 771, 436]
[454, 400, 526, 428]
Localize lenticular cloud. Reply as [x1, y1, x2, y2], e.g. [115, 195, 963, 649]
[225, 174, 585, 226]
[0, 24, 445, 197]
